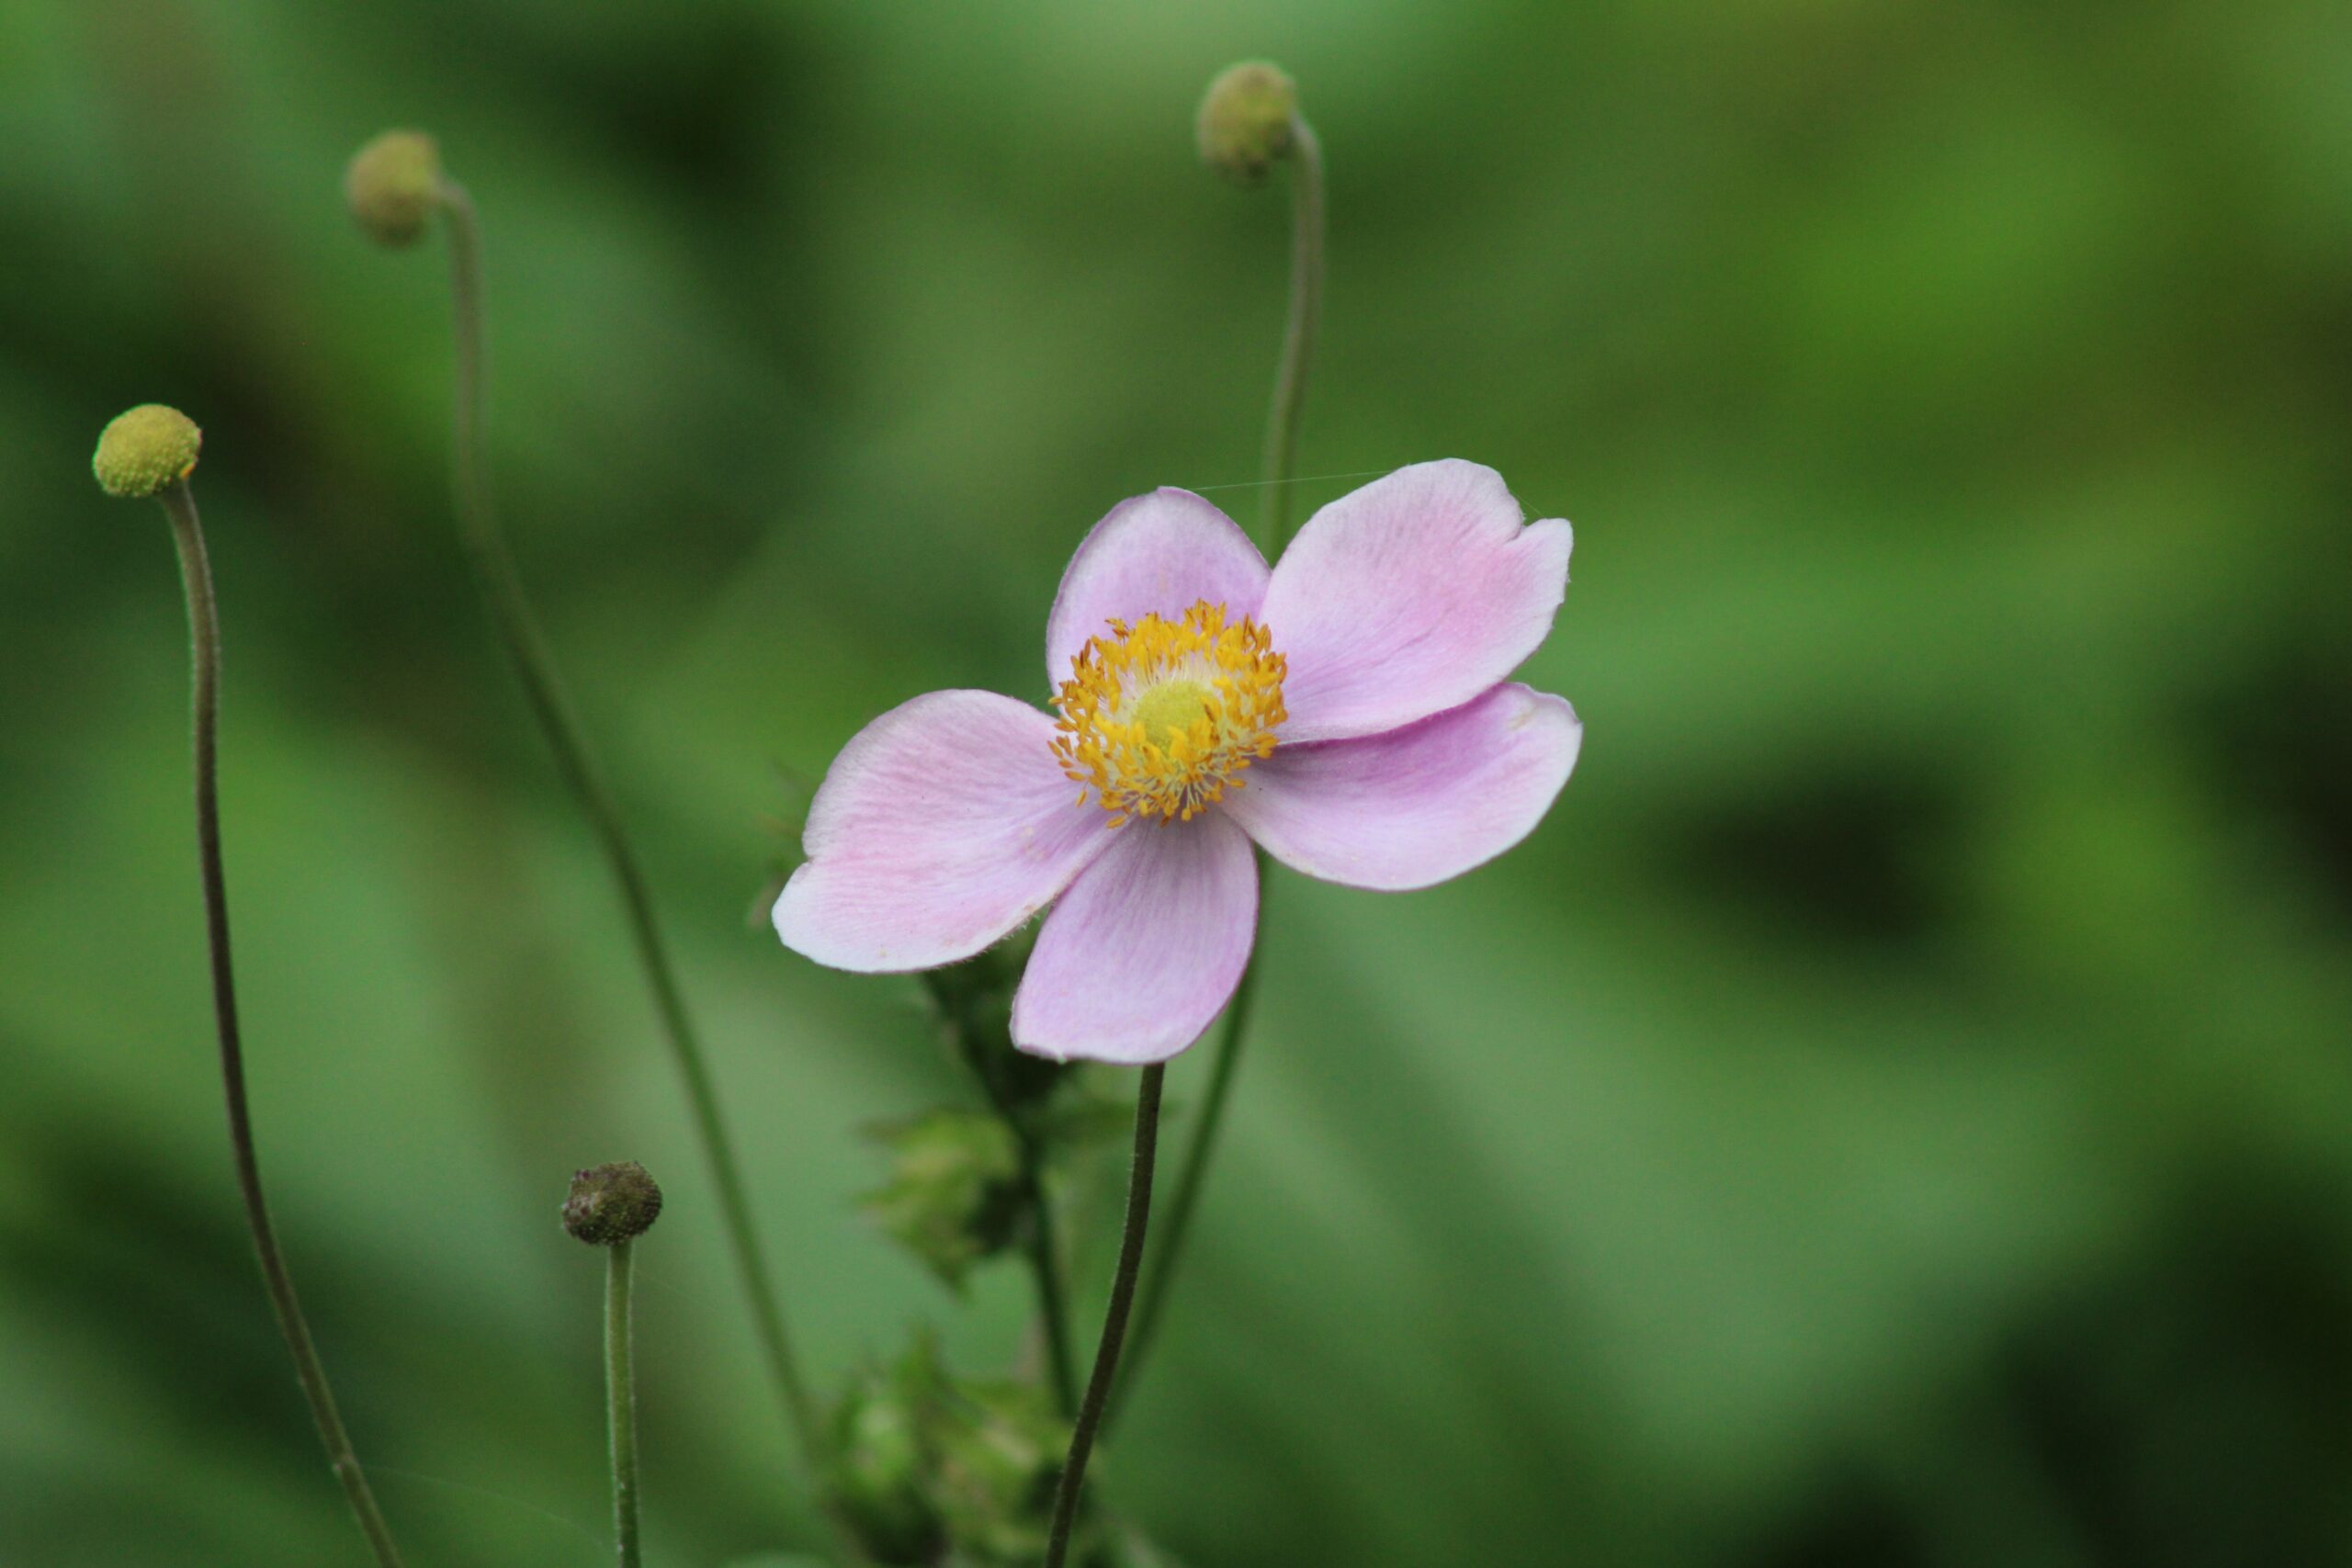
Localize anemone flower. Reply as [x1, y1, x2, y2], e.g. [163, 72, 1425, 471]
[776, 460, 1580, 1064]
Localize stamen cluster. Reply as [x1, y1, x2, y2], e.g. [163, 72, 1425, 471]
[1052, 601, 1287, 827]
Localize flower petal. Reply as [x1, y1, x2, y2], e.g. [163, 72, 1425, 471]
[775, 690, 1110, 971]
[1010, 812, 1258, 1064]
[1045, 488, 1271, 688]
[1223, 682, 1581, 890]
[1260, 460, 1572, 742]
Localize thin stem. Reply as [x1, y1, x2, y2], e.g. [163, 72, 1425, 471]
[606, 1241, 643, 1568]
[431, 178, 824, 1468]
[159, 479, 405, 1568]
[932, 971, 1080, 1414]
[1112, 885, 1263, 1419]
[1042, 1066, 1165, 1568]
[1117, 111, 1324, 1420]
[1258, 115, 1324, 551]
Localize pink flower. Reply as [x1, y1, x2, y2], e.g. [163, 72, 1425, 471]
[775, 460, 1581, 1064]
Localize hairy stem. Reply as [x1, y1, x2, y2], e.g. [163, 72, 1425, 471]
[1042, 1066, 1165, 1568]
[160, 479, 405, 1568]
[606, 1241, 642, 1568]
[432, 178, 824, 1468]
[1118, 111, 1324, 1418]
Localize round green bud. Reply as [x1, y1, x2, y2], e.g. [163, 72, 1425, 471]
[344, 130, 442, 247]
[562, 1161, 663, 1246]
[1196, 62, 1297, 186]
[92, 404, 202, 499]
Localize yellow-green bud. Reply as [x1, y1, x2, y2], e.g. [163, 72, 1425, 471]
[1197, 62, 1297, 185]
[93, 404, 202, 499]
[563, 1161, 663, 1246]
[344, 130, 442, 247]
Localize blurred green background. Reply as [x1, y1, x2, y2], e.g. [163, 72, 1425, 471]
[6, 1, 2352, 1563]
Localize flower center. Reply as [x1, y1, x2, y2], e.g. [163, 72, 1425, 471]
[1052, 600, 1287, 827]
[1129, 678, 1217, 749]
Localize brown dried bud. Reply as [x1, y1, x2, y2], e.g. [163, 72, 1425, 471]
[562, 1161, 663, 1246]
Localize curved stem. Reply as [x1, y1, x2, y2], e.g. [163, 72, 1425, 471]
[1117, 110, 1323, 1420]
[432, 179, 825, 1469]
[1042, 1066, 1165, 1568]
[1258, 115, 1324, 550]
[605, 1240, 643, 1568]
[159, 479, 405, 1568]
[1112, 881, 1264, 1420]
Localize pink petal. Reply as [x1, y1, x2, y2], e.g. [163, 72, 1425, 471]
[1259, 460, 1572, 742]
[775, 690, 1110, 971]
[1222, 682, 1581, 890]
[1010, 812, 1258, 1064]
[1045, 489, 1271, 687]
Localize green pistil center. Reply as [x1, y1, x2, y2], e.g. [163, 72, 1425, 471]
[1130, 678, 1215, 750]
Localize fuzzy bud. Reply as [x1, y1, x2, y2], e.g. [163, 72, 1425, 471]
[563, 1161, 663, 1246]
[1196, 62, 1298, 185]
[344, 130, 443, 247]
[93, 404, 202, 499]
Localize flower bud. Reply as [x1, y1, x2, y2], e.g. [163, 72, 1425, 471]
[93, 404, 202, 499]
[859, 1111, 1023, 1290]
[1196, 62, 1297, 185]
[562, 1161, 663, 1246]
[344, 130, 443, 247]
[830, 1354, 946, 1564]
[927, 1373, 1069, 1563]
[826, 1336, 1076, 1566]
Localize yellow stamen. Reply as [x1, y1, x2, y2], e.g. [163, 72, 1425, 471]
[1052, 600, 1287, 827]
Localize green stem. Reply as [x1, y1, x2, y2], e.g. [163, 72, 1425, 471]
[1116, 109, 1323, 1420]
[931, 972, 1080, 1414]
[431, 178, 824, 1470]
[1112, 883, 1264, 1420]
[1258, 115, 1324, 549]
[1042, 1066, 1165, 1568]
[160, 479, 405, 1568]
[606, 1240, 643, 1568]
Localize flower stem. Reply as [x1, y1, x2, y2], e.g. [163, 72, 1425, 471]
[430, 178, 824, 1470]
[1113, 894, 1262, 1420]
[159, 479, 405, 1568]
[1117, 110, 1324, 1420]
[1258, 115, 1324, 551]
[928, 968, 1080, 1414]
[1042, 1065, 1165, 1568]
[606, 1239, 643, 1568]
